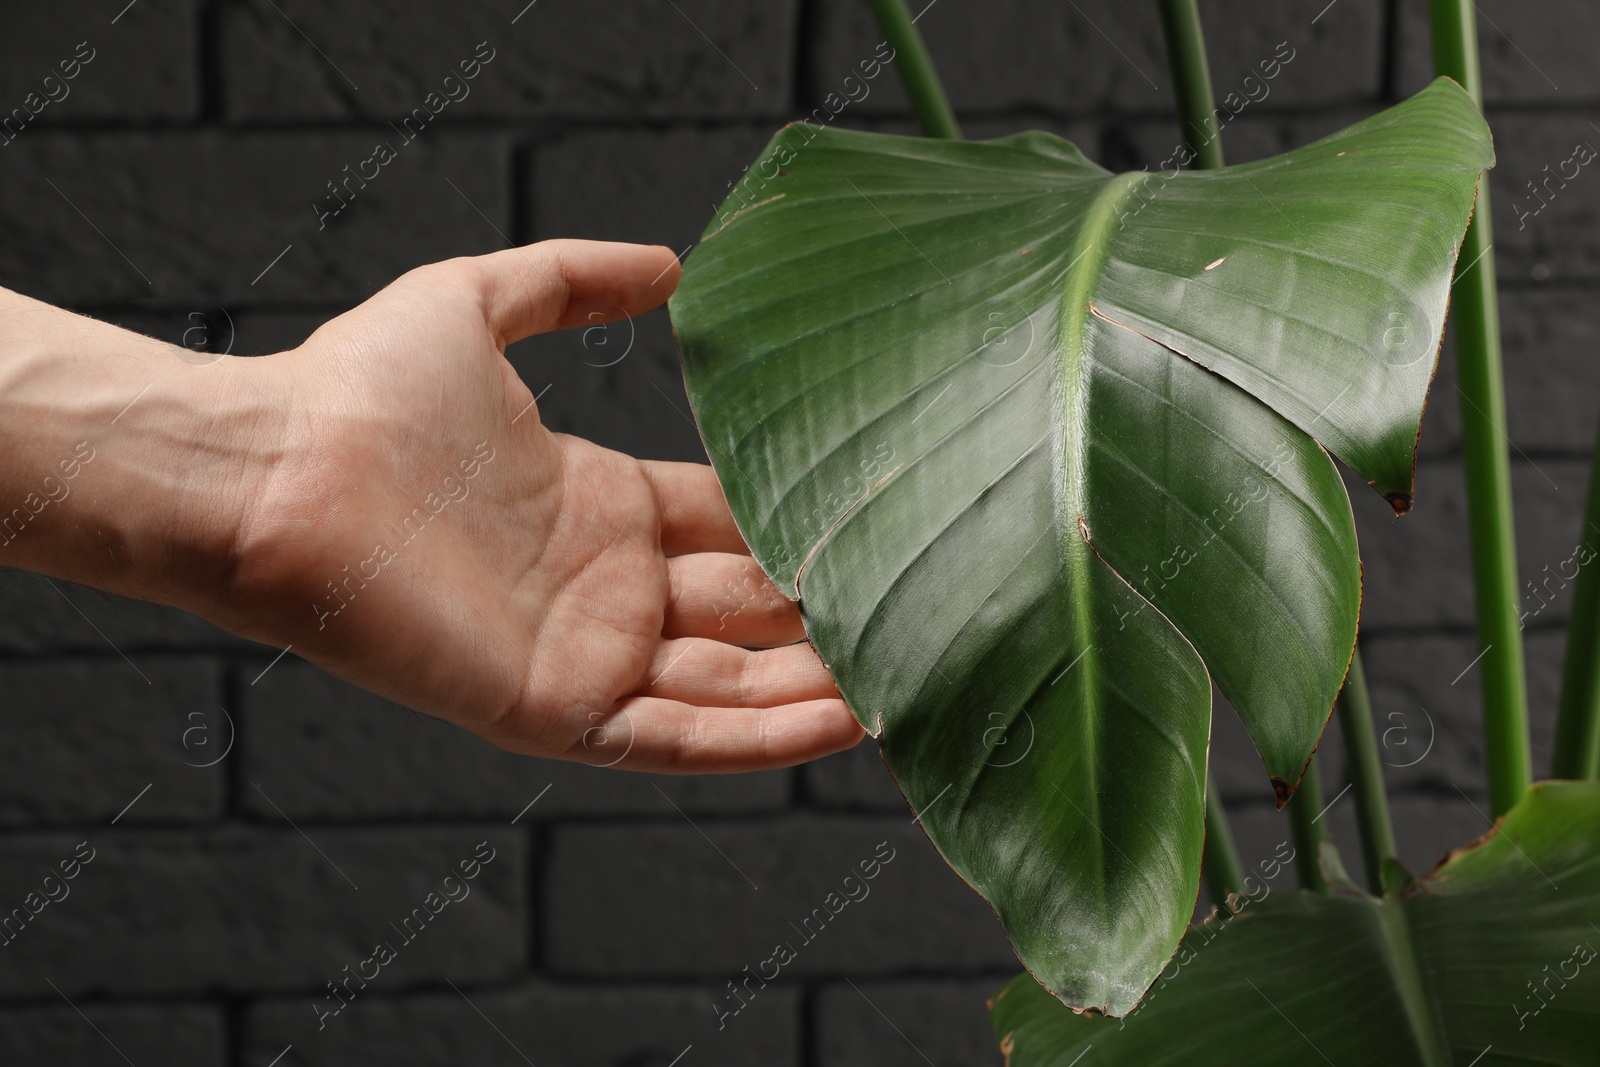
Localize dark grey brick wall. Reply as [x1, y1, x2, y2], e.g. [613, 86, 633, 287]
[0, 1, 1594, 1063]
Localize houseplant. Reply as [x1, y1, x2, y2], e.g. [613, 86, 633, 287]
[669, 0, 1599, 1060]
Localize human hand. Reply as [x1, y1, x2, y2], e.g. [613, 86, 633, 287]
[171, 241, 865, 771]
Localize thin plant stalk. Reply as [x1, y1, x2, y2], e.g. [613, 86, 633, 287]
[1552, 431, 1600, 779]
[1336, 653, 1399, 894]
[1428, 0, 1531, 816]
[1288, 758, 1330, 894]
[865, 0, 961, 139]
[1156, 0, 1224, 169]
[1203, 773, 1247, 910]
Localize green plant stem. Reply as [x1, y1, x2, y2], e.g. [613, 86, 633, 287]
[1155, 0, 1224, 170]
[1553, 433, 1600, 779]
[1336, 653, 1399, 893]
[1202, 775, 1247, 910]
[865, 0, 961, 139]
[1288, 758, 1329, 894]
[1429, 0, 1531, 816]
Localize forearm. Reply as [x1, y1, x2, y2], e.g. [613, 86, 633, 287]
[0, 286, 276, 614]
[0, 243, 862, 771]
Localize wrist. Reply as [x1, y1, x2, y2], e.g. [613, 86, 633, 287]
[0, 289, 286, 618]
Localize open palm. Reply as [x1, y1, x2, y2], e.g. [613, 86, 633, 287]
[221, 240, 864, 772]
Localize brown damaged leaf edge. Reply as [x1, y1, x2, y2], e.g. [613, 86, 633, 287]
[1276, 559, 1366, 808]
[1413, 793, 1516, 893]
[1394, 824, 1503, 903]
[1388, 123, 1497, 518]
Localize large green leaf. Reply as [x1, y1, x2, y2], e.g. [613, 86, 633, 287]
[668, 78, 1492, 1014]
[990, 780, 1600, 1065]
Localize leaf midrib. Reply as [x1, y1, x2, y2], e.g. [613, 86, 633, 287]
[1378, 896, 1451, 1067]
[1052, 170, 1147, 898]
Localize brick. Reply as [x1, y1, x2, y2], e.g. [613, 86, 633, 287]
[0, 1003, 224, 1067]
[815, 978, 1014, 1067]
[1357, 630, 1565, 795]
[0, 131, 510, 305]
[1417, 288, 1600, 458]
[242, 660, 790, 818]
[1190, 797, 1302, 915]
[1209, 681, 1348, 806]
[1499, 290, 1600, 454]
[534, 125, 781, 252]
[243, 982, 799, 1067]
[1395, 0, 1600, 104]
[1351, 459, 1588, 631]
[220, 0, 794, 122]
[1210, 757, 1380, 909]
[0, 827, 525, 996]
[803, 736, 907, 810]
[1182, 0, 1385, 109]
[523, 123, 781, 464]
[0, 569, 262, 654]
[524, 120, 921, 465]
[808, 0, 1380, 120]
[1484, 113, 1600, 283]
[0, 658, 224, 826]
[544, 817, 1017, 976]
[506, 314, 715, 463]
[1388, 791, 1509, 874]
[0, 0, 199, 126]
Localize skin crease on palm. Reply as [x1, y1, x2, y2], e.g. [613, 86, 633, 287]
[0, 240, 865, 773]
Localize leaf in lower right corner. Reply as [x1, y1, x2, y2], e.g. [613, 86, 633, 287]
[988, 780, 1600, 1066]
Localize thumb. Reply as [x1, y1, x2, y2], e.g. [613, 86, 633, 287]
[471, 239, 682, 346]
